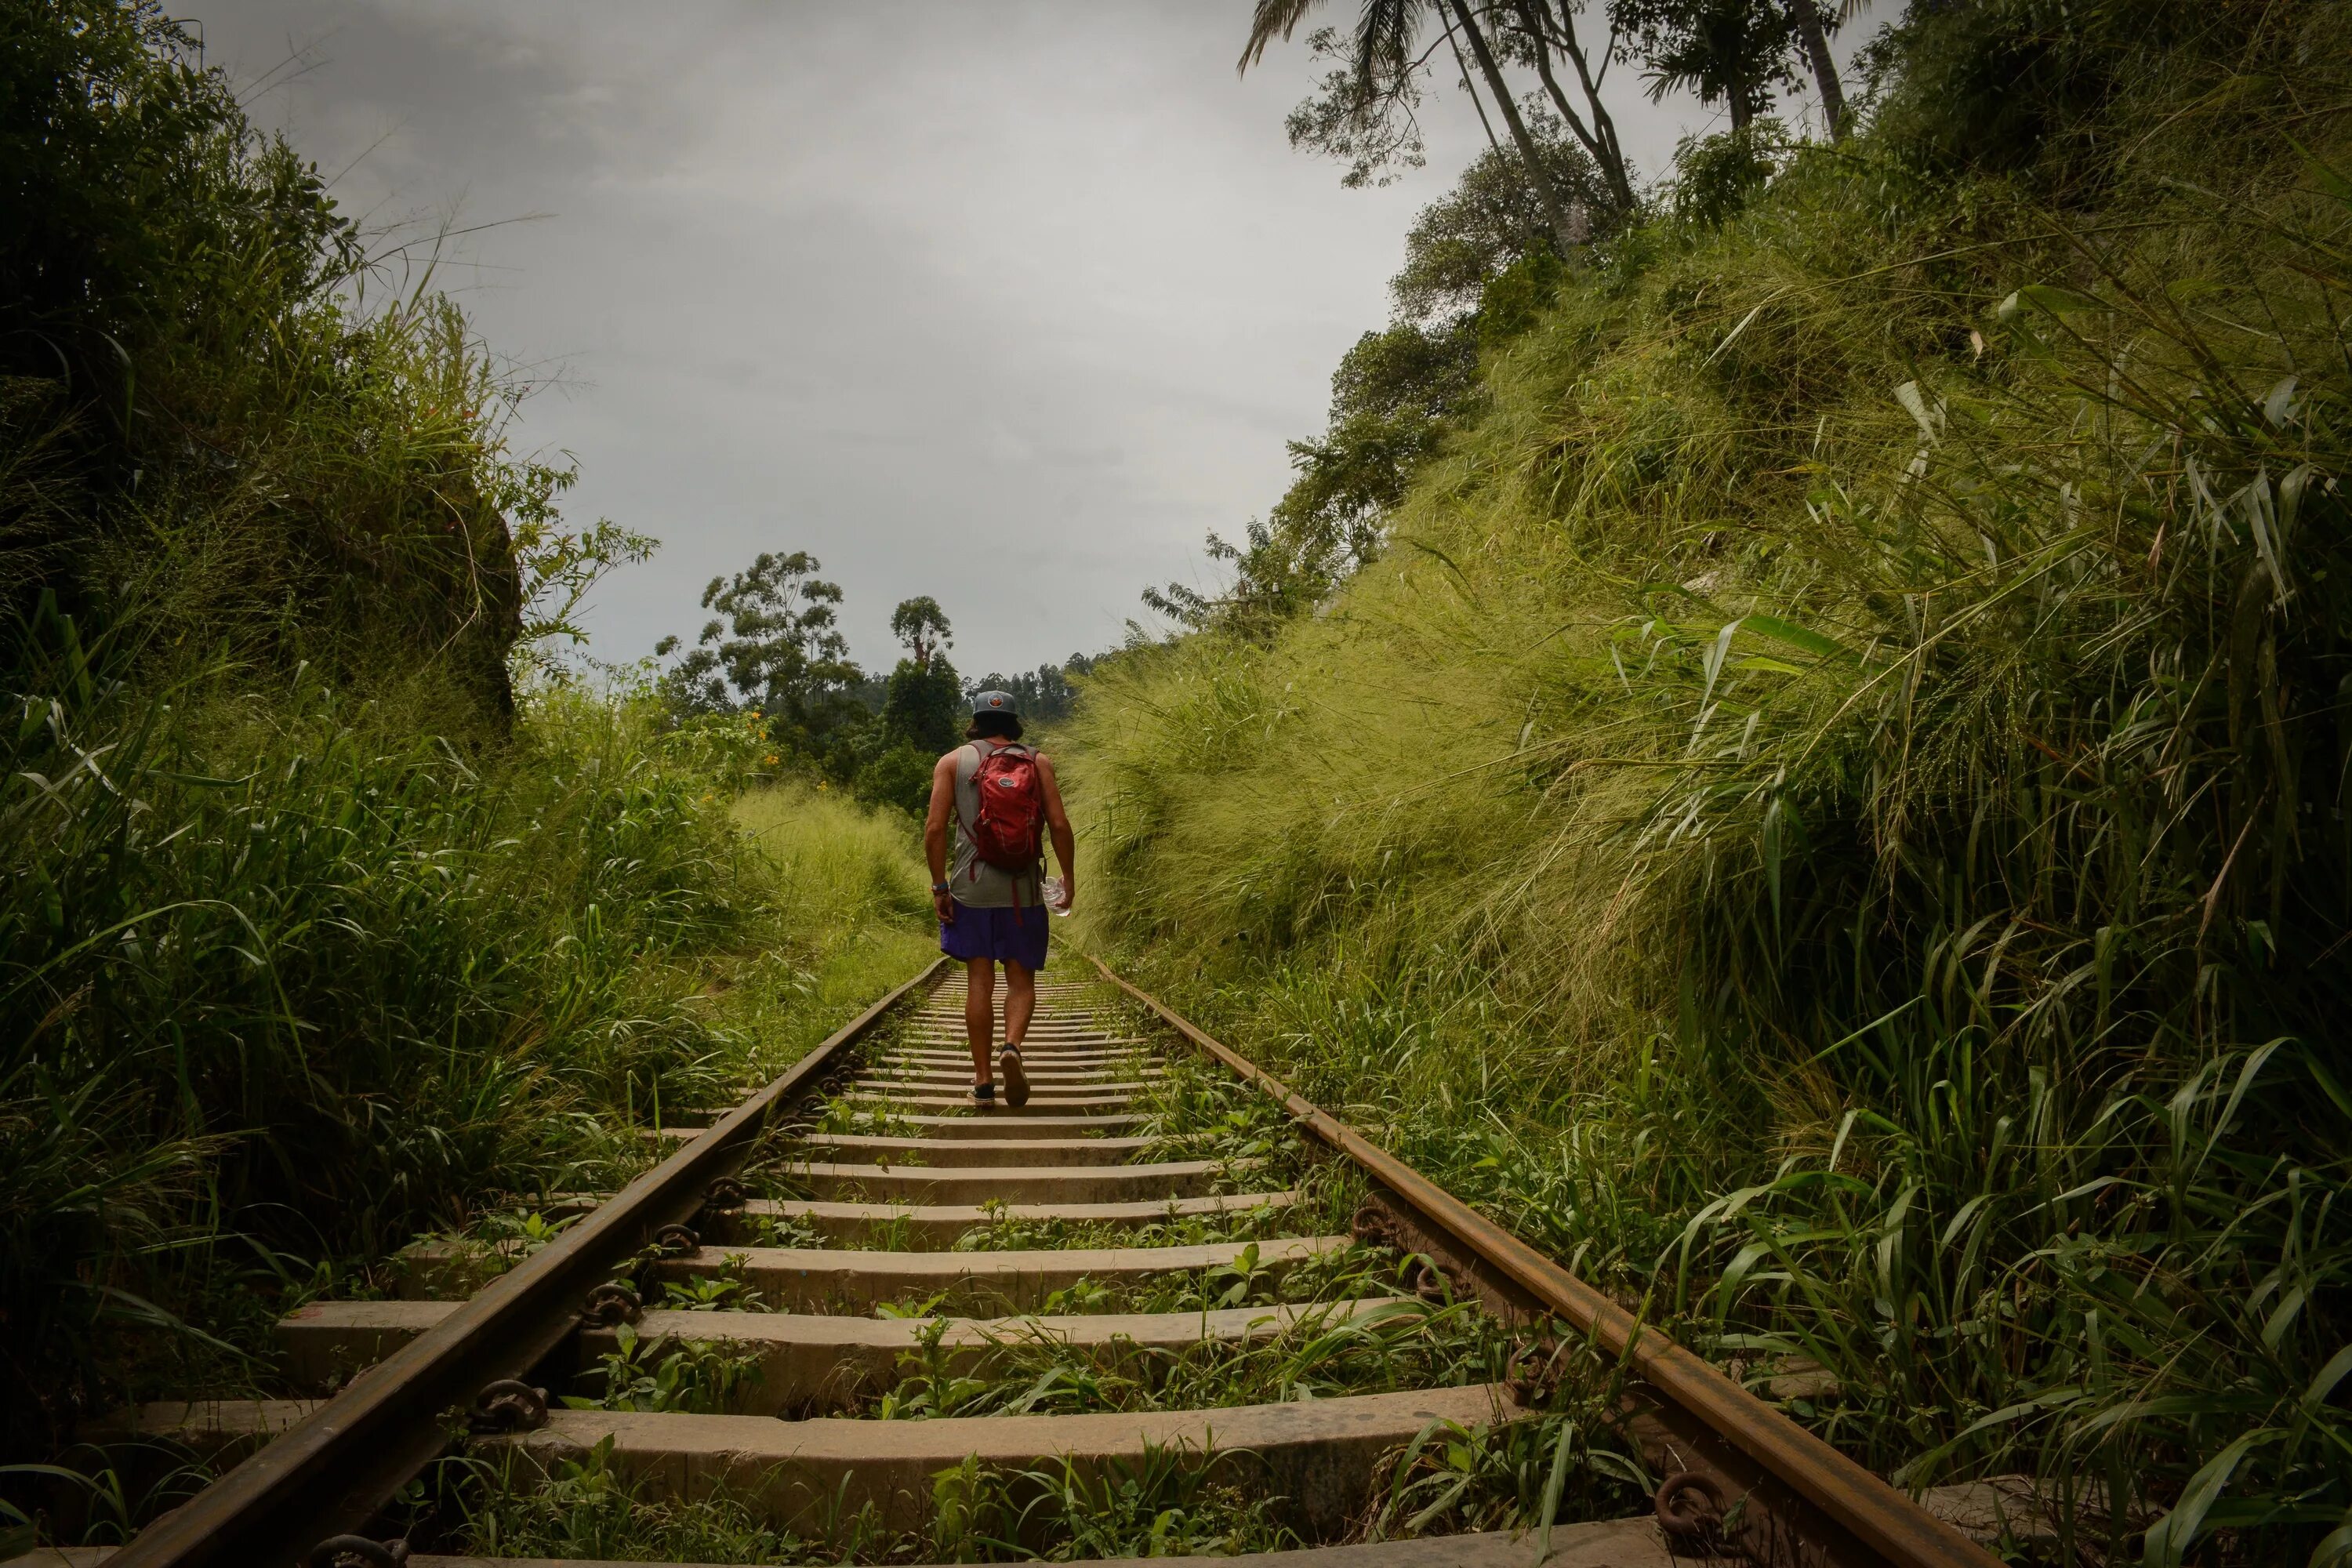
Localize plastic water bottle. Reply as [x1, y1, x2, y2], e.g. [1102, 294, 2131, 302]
[1042, 876, 1073, 916]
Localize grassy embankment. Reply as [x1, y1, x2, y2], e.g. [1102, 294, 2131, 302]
[1065, 2, 2352, 1558]
[2, 667, 933, 1533]
[0, 4, 934, 1547]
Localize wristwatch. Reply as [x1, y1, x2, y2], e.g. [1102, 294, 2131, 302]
[931, 881, 952, 893]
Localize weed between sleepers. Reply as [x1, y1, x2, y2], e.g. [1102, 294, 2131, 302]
[428, 987, 1661, 1557]
[432, 1433, 1307, 1563]
[430, 1309, 1654, 1560]
[866, 1290, 1492, 1421]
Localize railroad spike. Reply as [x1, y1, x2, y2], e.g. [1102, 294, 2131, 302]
[466, 1377, 549, 1434]
[1408, 1254, 1454, 1304]
[580, 1279, 642, 1326]
[1505, 1334, 1565, 1408]
[1655, 1470, 1747, 1557]
[653, 1221, 700, 1255]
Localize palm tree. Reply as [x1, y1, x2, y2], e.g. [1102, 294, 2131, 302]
[1609, 0, 1795, 134]
[1240, 0, 1587, 253]
[1504, 0, 1637, 212]
[1786, 0, 1866, 140]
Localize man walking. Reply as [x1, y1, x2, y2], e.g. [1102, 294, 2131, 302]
[924, 690, 1075, 1108]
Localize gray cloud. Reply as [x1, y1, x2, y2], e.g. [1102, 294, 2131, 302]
[194, 1, 1824, 676]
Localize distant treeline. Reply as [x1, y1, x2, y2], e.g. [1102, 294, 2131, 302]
[648, 557, 1099, 811]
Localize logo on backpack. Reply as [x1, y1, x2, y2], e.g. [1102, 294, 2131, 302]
[969, 745, 1045, 872]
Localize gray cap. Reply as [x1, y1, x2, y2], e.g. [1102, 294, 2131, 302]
[971, 689, 1018, 717]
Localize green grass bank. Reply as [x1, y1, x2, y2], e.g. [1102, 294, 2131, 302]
[0, 5, 935, 1537]
[1063, 2, 2352, 1558]
[1, 674, 932, 1501]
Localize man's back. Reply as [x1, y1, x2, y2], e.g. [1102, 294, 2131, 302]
[944, 737, 1042, 909]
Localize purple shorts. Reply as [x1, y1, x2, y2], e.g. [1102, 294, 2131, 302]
[938, 901, 1050, 971]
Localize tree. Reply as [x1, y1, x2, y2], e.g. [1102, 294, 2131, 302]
[1390, 125, 1613, 321]
[967, 657, 1098, 725]
[857, 645, 964, 814]
[1785, 1, 1861, 140]
[888, 595, 952, 669]
[655, 551, 862, 739]
[1439, 1, 1583, 252]
[1239, 1, 1625, 247]
[875, 649, 964, 757]
[1610, 0, 1798, 133]
[1499, 1, 1639, 214]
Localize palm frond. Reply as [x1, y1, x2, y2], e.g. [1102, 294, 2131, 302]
[1238, 0, 1327, 74]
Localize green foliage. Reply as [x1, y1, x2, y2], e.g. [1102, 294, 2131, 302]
[1367, 1404, 1649, 1543]
[877, 653, 965, 757]
[1146, 319, 1480, 636]
[1269, 23, 1432, 191]
[1073, 3, 2352, 1559]
[1664, 120, 1791, 229]
[964, 655, 1098, 727]
[854, 739, 941, 817]
[657, 551, 862, 746]
[0, 1, 568, 731]
[887, 595, 953, 669]
[448, 1440, 814, 1563]
[0, 1, 351, 399]
[1151, 111, 1653, 639]
[0, 0, 938, 1535]
[0, 637, 931, 1468]
[875, 1293, 1498, 1422]
[928, 1445, 1301, 1559]
[1860, 0, 2212, 183]
[564, 1323, 763, 1414]
[1474, 249, 1570, 348]
[1391, 130, 1616, 325]
[845, 652, 961, 813]
[1609, 0, 1799, 132]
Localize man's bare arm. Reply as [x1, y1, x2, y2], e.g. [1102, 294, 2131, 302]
[924, 750, 959, 924]
[1037, 753, 1076, 910]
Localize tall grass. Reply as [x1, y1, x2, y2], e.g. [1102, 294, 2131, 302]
[2, 6, 942, 1547]
[0, 629, 931, 1483]
[1064, 1, 2352, 1557]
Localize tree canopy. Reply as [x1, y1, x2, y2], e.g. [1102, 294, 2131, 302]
[656, 551, 860, 738]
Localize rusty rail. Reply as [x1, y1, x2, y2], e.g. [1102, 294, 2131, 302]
[104, 957, 946, 1568]
[1092, 956, 2000, 1568]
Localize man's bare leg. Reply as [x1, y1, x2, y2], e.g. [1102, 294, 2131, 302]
[964, 959, 996, 1088]
[1002, 960, 1036, 1047]
[999, 958, 1035, 1107]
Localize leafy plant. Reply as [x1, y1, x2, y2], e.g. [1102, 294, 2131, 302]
[564, 1323, 763, 1415]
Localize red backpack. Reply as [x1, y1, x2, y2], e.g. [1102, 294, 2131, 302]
[968, 744, 1045, 872]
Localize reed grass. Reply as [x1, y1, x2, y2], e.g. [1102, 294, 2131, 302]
[0, 659, 932, 1530]
[1063, 2, 2352, 1558]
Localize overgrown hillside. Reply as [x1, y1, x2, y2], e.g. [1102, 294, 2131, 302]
[0, 1, 932, 1508]
[1068, 1, 2352, 1555]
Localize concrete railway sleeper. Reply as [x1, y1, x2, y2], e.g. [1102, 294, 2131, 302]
[13, 960, 2045, 1567]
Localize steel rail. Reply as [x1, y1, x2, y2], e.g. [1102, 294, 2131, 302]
[107, 956, 947, 1568]
[1092, 956, 1999, 1568]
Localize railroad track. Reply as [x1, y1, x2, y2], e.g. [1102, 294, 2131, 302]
[10, 960, 2039, 1568]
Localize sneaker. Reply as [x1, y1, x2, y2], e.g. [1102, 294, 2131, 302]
[999, 1045, 1029, 1109]
[970, 1081, 995, 1107]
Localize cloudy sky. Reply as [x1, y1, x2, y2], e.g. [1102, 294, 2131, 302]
[194, 2, 1845, 681]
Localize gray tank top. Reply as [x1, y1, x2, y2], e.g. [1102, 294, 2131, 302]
[949, 740, 1041, 909]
